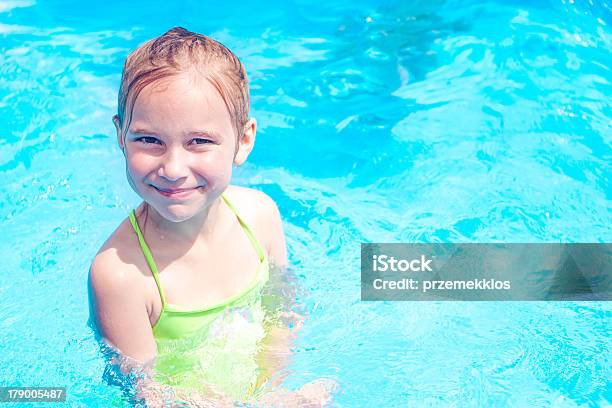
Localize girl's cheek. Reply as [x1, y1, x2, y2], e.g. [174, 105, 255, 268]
[199, 150, 233, 169]
[126, 150, 152, 167]
[199, 154, 234, 185]
[202, 155, 233, 180]
[126, 160, 151, 178]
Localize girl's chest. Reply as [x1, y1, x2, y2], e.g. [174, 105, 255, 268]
[143, 240, 262, 326]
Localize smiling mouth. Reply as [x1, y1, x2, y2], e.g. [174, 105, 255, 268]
[151, 185, 201, 198]
[153, 186, 198, 193]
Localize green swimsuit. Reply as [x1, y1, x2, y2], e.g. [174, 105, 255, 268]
[128, 192, 270, 401]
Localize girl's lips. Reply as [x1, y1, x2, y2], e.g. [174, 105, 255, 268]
[152, 185, 199, 199]
[157, 187, 194, 193]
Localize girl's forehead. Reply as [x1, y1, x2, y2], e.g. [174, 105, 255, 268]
[137, 75, 225, 112]
[130, 74, 233, 133]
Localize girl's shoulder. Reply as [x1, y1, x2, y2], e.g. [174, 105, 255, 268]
[224, 185, 287, 266]
[94, 209, 144, 262]
[88, 213, 152, 316]
[90, 202, 158, 288]
[224, 185, 279, 217]
[224, 185, 281, 230]
[90, 213, 148, 280]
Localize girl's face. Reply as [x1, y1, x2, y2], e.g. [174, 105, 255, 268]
[115, 73, 252, 222]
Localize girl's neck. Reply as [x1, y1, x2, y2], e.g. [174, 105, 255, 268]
[140, 196, 225, 251]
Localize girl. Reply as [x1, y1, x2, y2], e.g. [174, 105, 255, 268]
[88, 27, 333, 406]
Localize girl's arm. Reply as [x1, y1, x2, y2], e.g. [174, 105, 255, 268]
[88, 251, 167, 405]
[253, 195, 304, 387]
[264, 196, 288, 268]
[88, 251, 236, 407]
[88, 250, 157, 362]
[254, 195, 337, 406]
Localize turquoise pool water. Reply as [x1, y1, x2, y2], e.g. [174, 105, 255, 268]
[0, 0, 610, 406]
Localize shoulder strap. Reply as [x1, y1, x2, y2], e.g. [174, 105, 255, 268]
[221, 192, 267, 262]
[128, 210, 167, 307]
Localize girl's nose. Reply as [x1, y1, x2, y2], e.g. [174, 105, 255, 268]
[158, 149, 189, 181]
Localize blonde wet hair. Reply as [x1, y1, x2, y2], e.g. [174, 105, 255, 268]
[116, 26, 250, 143]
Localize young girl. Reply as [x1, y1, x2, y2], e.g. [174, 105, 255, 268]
[88, 27, 333, 406]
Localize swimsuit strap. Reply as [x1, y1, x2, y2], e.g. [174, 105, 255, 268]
[128, 191, 267, 309]
[128, 209, 168, 307]
[220, 192, 266, 262]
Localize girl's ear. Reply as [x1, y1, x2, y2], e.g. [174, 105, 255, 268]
[113, 115, 124, 148]
[113, 115, 127, 156]
[234, 118, 257, 166]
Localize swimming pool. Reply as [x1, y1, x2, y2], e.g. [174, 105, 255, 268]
[0, 0, 610, 406]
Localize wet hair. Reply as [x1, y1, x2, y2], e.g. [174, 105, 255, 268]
[116, 26, 250, 143]
[116, 27, 250, 230]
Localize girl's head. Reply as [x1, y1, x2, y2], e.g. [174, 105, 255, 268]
[114, 27, 256, 223]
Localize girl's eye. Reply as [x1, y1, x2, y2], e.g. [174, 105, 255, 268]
[192, 138, 212, 145]
[136, 136, 160, 145]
